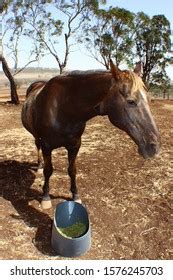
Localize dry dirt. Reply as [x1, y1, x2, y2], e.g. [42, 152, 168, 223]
[0, 92, 172, 260]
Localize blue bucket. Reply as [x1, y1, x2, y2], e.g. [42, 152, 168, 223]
[51, 201, 91, 257]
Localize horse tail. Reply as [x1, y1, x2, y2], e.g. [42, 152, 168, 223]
[26, 80, 47, 97]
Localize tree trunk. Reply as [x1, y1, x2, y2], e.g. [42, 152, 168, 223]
[0, 55, 19, 104]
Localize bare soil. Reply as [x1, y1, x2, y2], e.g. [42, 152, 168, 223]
[0, 92, 172, 260]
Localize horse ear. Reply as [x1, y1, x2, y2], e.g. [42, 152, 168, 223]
[109, 59, 121, 80]
[134, 61, 142, 76]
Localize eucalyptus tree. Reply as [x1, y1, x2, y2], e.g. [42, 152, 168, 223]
[3, 0, 107, 75]
[151, 69, 171, 99]
[134, 12, 171, 86]
[81, 7, 135, 69]
[1, 0, 19, 104]
[1, 0, 106, 103]
[5, 0, 102, 74]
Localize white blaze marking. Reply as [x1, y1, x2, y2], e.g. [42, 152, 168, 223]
[140, 89, 148, 102]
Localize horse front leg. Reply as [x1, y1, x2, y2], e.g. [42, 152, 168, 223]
[41, 147, 53, 209]
[67, 140, 81, 202]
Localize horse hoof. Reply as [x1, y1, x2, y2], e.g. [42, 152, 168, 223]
[37, 168, 43, 174]
[74, 198, 82, 204]
[41, 199, 52, 209]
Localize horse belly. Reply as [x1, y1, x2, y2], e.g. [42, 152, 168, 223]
[40, 121, 86, 150]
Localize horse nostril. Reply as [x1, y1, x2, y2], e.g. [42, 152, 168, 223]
[149, 142, 160, 155]
[150, 143, 156, 149]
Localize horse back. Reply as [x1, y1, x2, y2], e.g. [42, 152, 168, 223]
[26, 80, 47, 97]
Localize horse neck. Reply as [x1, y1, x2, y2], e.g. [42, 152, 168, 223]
[77, 73, 112, 120]
[40, 73, 112, 122]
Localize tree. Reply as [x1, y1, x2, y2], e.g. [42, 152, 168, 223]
[151, 70, 171, 99]
[0, 55, 19, 104]
[1, 0, 108, 104]
[1, 1, 19, 104]
[134, 12, 171, 86]
[81, 7, 135, 69]
[4, 11, 39, 75]
[2, 0, 107, 75]
[6, 0, 99, 74]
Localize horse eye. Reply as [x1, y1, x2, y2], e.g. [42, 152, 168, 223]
[127, 99, 137, 106]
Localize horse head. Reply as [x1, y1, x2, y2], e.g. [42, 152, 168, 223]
[105, 60, 160, 159]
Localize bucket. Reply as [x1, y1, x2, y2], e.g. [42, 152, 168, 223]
[51, 201, 91, 257]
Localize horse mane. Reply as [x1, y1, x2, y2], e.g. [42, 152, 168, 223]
[128, 71, 148, 93]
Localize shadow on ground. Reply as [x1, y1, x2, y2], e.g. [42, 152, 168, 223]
[0, 160, 68, 257]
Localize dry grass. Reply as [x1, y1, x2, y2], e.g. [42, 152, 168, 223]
[0, 97, 172, 260]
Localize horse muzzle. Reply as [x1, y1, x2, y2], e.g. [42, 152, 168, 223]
[138, 140, 160, 159]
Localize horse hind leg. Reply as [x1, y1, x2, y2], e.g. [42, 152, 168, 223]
[41, 146, 53, 209]
[67, 140, 81, 203]
[35, 138, 43, 169]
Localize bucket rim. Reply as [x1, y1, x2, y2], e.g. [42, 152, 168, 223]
[53, 200, 90, 240]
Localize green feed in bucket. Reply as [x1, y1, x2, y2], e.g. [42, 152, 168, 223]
[57, 221, 87, 238]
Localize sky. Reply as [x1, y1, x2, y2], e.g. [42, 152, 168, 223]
[2, 0, 173, 79]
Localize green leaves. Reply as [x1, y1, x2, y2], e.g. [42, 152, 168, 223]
[134, 12, 171, 85]
[2, 0, 172, 85]
[81, 6, 135, 68]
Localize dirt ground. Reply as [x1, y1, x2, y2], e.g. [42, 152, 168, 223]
[0, 91, 172, 260]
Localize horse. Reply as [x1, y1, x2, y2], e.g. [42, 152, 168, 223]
[26, 80, 47, 97]
[21, 60, 160, 209]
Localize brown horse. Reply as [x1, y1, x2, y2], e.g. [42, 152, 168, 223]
[26, 80, 47, 97]
[22, 60, 160, 209]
